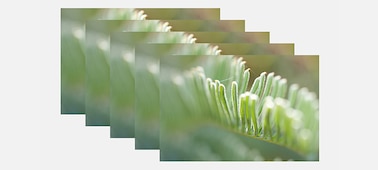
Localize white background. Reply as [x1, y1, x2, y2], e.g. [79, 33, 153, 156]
[1, 0, 376, 169]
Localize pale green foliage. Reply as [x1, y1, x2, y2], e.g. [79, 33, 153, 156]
[171, 55, 319, 159]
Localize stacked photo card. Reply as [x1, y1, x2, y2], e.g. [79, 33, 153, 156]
[60, 8, 319, 161]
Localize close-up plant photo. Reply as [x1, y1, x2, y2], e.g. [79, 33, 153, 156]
[61, 8, 319, 161]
